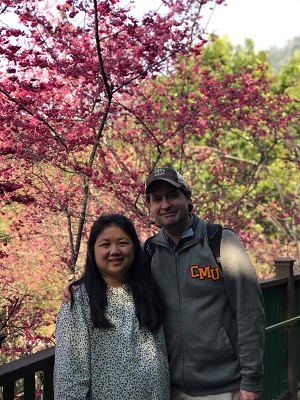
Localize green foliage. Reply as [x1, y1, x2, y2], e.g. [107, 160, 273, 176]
[134, 36, 300, 274]
[274, 50, 300, 100]
[201, 36, 270, 74]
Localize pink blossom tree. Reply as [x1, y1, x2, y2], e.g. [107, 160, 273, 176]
[0, 0, 227, 359]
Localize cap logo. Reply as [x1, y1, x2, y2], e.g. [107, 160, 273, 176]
[154, 168, 167, 177]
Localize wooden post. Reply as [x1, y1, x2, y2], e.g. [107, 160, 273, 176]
[274, 257, 296, 400]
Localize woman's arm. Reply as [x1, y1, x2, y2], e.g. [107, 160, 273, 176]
[54, 286, 91, 400]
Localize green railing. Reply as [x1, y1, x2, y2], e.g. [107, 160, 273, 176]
[260, 257, 300, 400]
[1, 257, 299, 400]
[261, 280, 288, 399]
[0, 347, 54, 400]
[295, 278, 300, 388]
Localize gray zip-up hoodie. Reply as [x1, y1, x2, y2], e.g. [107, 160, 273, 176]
[150, 215, 265, 396]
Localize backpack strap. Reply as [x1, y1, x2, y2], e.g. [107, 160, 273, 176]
[144, 234, 157, 260]
[207, 223, 223, 269]
[145, 224, 224, 269]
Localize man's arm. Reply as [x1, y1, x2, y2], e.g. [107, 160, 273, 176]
[61, 280, 77, 304]
[221, 230, 265, 393]
[240, 389, 261, 400]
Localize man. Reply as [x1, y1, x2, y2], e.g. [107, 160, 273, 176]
[143, 167, 265, 400]
[63, 166, 265, 399]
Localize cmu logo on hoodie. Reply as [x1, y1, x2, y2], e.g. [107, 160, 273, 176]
[190, 265, 221, 281]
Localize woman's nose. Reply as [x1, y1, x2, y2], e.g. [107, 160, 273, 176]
[110, 244, 121, 254]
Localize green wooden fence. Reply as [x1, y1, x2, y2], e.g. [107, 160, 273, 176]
[260, 257, 300, 399]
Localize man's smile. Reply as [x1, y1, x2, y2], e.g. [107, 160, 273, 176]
[160, 211, 177, 216]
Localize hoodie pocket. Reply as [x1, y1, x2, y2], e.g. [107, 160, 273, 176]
[216, 326, 237, 362]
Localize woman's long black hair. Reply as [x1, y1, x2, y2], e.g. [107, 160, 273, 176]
[71, 214, 164, 333]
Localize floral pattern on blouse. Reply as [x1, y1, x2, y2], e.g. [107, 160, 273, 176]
[54, 283, 170, 400]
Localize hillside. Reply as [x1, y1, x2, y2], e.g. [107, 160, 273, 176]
[267, 36, 300, 72]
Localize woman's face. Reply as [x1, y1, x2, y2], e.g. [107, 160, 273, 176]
[94, 225, 135, 287]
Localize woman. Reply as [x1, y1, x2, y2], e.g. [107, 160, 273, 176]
[54, 214, 170, 400]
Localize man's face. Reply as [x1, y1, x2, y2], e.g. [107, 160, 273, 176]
[148, 181, 191, 231]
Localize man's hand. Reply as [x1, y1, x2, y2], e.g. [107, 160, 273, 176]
[240, 390, 261, 400]
[61, 281, 76, 304]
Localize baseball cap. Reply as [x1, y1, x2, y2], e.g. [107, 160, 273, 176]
[145, 167, 191, 194]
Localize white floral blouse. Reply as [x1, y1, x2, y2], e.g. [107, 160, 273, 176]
[54, 283, 170, 400]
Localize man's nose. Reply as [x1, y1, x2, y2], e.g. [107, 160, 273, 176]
[161, 197, 171, 209]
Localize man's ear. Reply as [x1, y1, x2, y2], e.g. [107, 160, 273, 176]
[185, 191, 192, 201]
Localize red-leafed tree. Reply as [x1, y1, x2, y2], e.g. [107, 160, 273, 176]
[0, 0, 227, 360]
